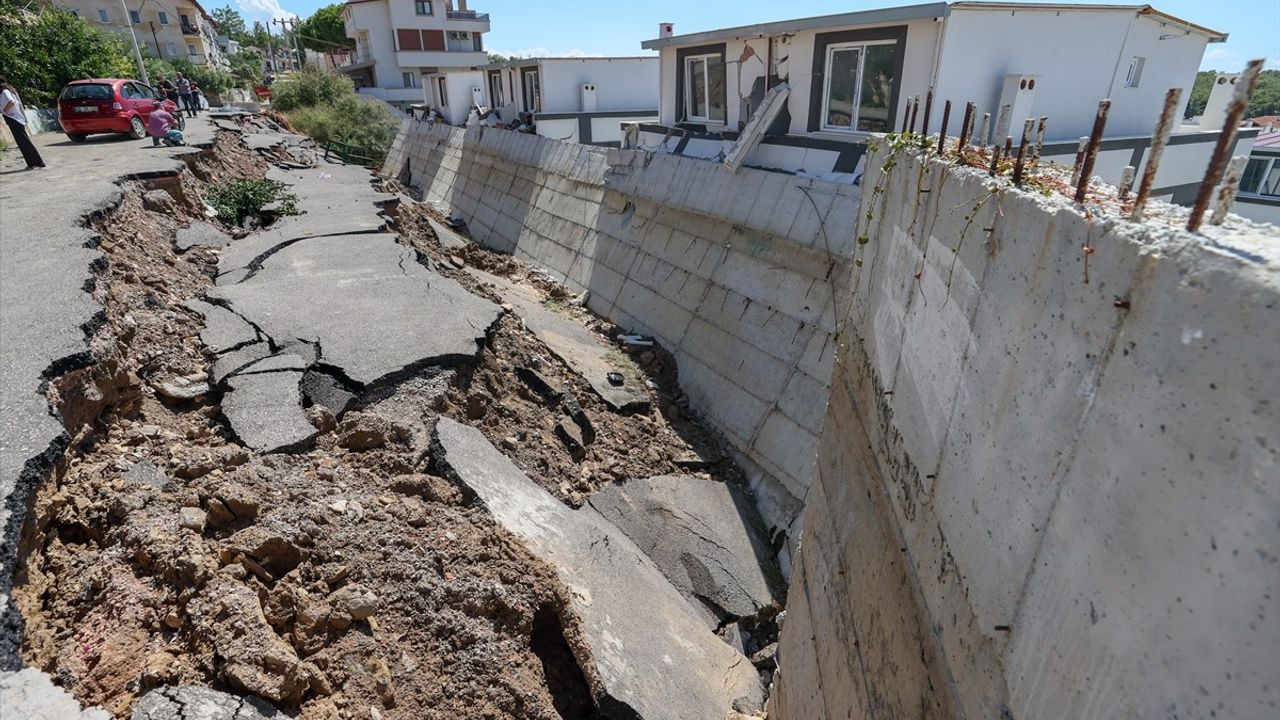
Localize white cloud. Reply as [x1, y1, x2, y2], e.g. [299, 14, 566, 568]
[235, 0, 296, 22]
[488, 47, 604, 59]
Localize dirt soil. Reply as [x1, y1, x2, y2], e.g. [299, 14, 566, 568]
[14, 131, 773, 719]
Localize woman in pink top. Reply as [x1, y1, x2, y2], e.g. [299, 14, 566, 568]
[147, 101, 185, 146]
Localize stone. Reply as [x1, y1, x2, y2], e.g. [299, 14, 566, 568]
[0, 668, 111, 719]
[588, 475, 782, 623]
[155, 376, 210, 401]
[176, 221, 233, 251]
[336, 412, 388, 451]
[301, 371, 356, 416]
[432, 418, 763, 718]
[224, 527, 303, 579]
[130, 683, 281, 719]
[306, 405, 337, 433]
[141, 189, 178, 214]
[123, 460, 175, 492]
[329, 583, 378, 621]
[554, 418, 586, 461]
[222, 370, 317, 454]
[180, 507, 207, 532]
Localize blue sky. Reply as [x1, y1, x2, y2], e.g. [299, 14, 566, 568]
[234, 0, 1279, 72]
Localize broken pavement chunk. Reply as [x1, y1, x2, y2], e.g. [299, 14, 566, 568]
[175, 221, 232, 251]
[432, 418, 763, 719]
[588, 474, 782, 624]
[221, 370, 317, 453]
[185, 299, 259, 354]
[130, 684, 280, 720]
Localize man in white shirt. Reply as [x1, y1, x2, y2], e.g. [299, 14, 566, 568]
[0, 76, 45, 170]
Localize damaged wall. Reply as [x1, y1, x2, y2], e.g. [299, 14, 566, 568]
[381, 121, 863, 562]
[771, 145, 1280, 719]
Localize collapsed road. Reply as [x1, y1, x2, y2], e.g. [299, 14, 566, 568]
[0, 112, 783, 719]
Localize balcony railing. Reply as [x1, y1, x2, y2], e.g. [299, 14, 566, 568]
[180, 23, 198, 35]
[337, 51, 374, 68]
[446, 10, 488, 20]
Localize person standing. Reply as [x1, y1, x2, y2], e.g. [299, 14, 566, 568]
[175, 72, 196, 118]
[0, 77, 45, 170]
[157, 76, 179, 105]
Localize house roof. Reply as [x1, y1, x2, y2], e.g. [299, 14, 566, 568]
[640, 1, 1225, 49]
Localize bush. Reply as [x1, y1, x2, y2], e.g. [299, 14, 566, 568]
[205, 179, 300, 226]
[171, 59, 235, 95]
[287, 94, 403, 162]
[268, 67, 353, 111]
[0, 8, 135, 106]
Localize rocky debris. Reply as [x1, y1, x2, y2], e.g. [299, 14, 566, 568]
[432, 418, 764, 718]
[131, 685, 281, 719]
[427, 216, 470, 250]
[185, 300, 260, 354]
[180, 506, 208, 532]
[469, 269, 649, 412]
[222, 370, 316, 453]
[554, 418, 587, 461]
[222, 526, 303, 579]
[155, 374, 211, 401]
[300, 370, 356, 415]
[176, 221, 234, 251]
[329, 583, 379, 622]
[124, 460, 175, 492]
[209, 234, 503, 387]
[305, 405, 336, 433]
[589, 474, 782, 624]
[0, 668, 111, 720]
[336, 411, 390, 451]
[142, 189, 179, 215]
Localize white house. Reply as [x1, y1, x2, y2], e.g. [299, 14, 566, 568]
[460, 56, 659, 145]
[1235, 126, 1280, 225]
[637, 2, 1258, 202]
[339, 0, 489, 110]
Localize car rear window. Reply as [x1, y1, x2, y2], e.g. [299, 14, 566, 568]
[59, 84, 113, 100]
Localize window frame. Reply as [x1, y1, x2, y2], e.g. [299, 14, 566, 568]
[97, 8, 109, 23]
[488, 70, 504, 107]
[683, 53, 725, 123]
[674, 43, 726, 126]
[521, 66, 541, 112]
[436, 76, 448, 107]
[1239, 156, 1280, 198]
[414, 0, 431, 15]
[158, 11, 168, 24]
[402, 71, 418, 88]
[818, 39, 897, 134]
[129, 9, 140, 24]
[807, 25, 907, 136]
[1125, 56, 1146, 88]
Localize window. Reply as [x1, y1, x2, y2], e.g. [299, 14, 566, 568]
[97, 8, 109, 22]
[158, 11, 168, 24]
[489, 72, 503, 107]
[402, 71, 418, 88]
[821, 40, 897, 132]
[414, 0, 431, 15]
[436, 77, 448, 107]
[522, 69, 540, 112]
[397, 28, 423, 51]
[187, 44, 197, 56]
[167, 42, 178, 57]
[1240, 157, 1280, 197]
[135, 83, 158, 99]
[1125, 56, 1146, 88]
[129, 9, 140, 24]
[683, 54, 725, 122]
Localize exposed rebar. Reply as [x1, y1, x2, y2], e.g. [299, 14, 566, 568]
[1074, 100, 1111, 203]
[922, 89, 934, 136]
[1130, 87, 1182, 222]
[1210, 155, 1248, 225]
[995, 104, 1012, 147]
[957, 102, 976, 159]
[977, 112, 991, 149]
[938, 100, 951, 155]
[1013, 118, 1034, 185]
[909, 98, 920, 134]
[989, 138, 1002, 176]
[901, 97, 913, 133]
[1188, 59, 1265, 232]
[1118, 165, 1136, 200]
[1069, 136, 1090, 186]
[1031, 116, 1048, 164]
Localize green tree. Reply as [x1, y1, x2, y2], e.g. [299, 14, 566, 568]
[211, 5, 248, 43]
[1184, 70, 1216, 119]
[268, 66, 353, 110]
[0, 7, 135, 106]
[1185, 69, 1280, 120]
[487, 53, 513, 64]
[229, 46, 264, 87]
[296, 4, 351, 53]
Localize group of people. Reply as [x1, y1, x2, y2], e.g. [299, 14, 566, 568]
[156, 72, 203, 119]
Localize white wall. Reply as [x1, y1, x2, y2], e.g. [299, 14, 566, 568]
[427, 69, 484, 124]
[345, 2, 402, 90]
[936, 7, 1208, 141]
[539, 58, 658, 114]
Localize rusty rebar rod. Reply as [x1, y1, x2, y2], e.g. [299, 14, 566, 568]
[1210, 155, 1248, 225]
[909, 98, 920, 134]
[988, 138, 1002, 176]
[957, 102, 976, 159]
[1130, 87, 1182, 222]
[938, 100, 951, 155]
[995, 104, 1012, 146]
[1013, 118, 1034, 185]
[921, 89, 934, 136]
[1031, 116, 1048, 164]
[977, 113, 990, 149]
[1069, 136, 1089, 186]
[1074, 100, 1111, 203]
[1188, 59, 1265, 232]
[901, 97, 913, 133]
[1118, 165, 1136, 200]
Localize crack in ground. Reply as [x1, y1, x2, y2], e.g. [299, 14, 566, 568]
[220, 227, 389, 285]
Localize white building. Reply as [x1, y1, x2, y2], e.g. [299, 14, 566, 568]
[339, 0, 489, 110]
[1235, 125, 1280, 225]
[456, 57, 658, 145]
[637, 2, 1259, 202]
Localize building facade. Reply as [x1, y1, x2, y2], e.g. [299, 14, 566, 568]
[636, 1, 1257, 203]
[339, 0, 489, 110]
[61, 0, 225, 68]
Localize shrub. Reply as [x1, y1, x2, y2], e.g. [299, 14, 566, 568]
[268, 67, 353, 111]
[205, 179, 300, 226]
[171, 59, 235, 95]
[287, 94, 403, 162]
[0, 8, 135, 106]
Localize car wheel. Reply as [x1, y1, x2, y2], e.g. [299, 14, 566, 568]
[67, 133, 87, 143]
[128, 115, 146, 139]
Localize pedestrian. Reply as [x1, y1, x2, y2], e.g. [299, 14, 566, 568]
[191, 82, 206, 110]
[157, 76, 178, 105]
[0, 77, 45, 170]
[175, 72, 197, 118]
[147, 101, 184, 146]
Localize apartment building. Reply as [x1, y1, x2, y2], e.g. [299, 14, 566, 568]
[339, 0, 489, 110]
[61, 0, 225, 68]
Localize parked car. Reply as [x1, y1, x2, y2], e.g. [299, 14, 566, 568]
[58, 79, 184, 142]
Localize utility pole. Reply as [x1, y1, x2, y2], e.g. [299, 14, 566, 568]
[148, 20, 161, 58]
[264, 20, 277, 74]
[272, 18, 303, 70]
[119, 0, 149, 84]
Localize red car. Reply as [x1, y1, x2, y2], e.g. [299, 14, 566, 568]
[58, 78, 183, 142]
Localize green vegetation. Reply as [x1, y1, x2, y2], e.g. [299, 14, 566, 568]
[1185, 69, 1280, 120]
[228, 47, 265, 88]
[297, 4, 352, 53]
[287, 94, 402, 162]
[269, 66, 354, 111]
[0, 7, 135, 106]
[142, 56, 235, 95]
[211, 5, 248, 43]
[205, 178, 300, 226]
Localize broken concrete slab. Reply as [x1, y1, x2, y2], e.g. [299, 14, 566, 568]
[427, 216, 470, 250]
[0, 668, 110, 719]
[176, 221, 232, 251]
[237, 353, 308, 375]
[468, 269, 649, 412]
[131, 685, 280, 720]
[301, 370, 357, 415]
[589, 474, 782, 623]
[210, 235, 501, 387]
[212, 343, 273, 385]
[222, 370, 316, 453]
[432, 418, 763, 718]
[184, 300, 259, 354]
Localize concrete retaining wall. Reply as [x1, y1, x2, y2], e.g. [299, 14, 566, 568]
[382, 121, 864, 560]
[771, 144, 1280, 718]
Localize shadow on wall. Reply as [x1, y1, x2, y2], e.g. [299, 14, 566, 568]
[382, 120, 864, 568]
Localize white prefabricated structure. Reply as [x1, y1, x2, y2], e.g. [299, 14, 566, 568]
[457, 57, 659, 145]
[1235, 129, 1280, 225]
[339, 0, 489, 111]
[638, 2, 1259, 202]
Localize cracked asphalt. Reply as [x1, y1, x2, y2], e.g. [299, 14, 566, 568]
[0, 118, 214, 665]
